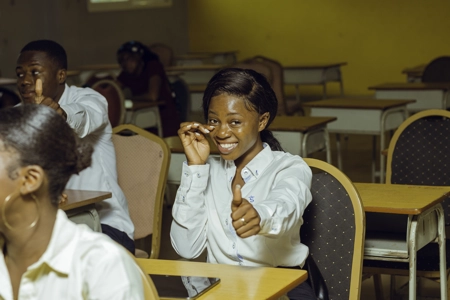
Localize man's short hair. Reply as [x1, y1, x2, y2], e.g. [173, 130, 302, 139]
[20, 40, 68, 70]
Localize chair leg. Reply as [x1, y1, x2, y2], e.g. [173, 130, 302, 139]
[373, 274, 385, 300]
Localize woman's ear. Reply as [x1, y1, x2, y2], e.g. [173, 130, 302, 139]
[258, 112, 270, 132]
[18, 165, 45, 195]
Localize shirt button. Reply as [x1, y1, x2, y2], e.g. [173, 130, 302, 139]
[197, 173, 201, 178]
[184, 172, 189, 177]
[232, 243, 235, 249]
[225, 219, 228, 225]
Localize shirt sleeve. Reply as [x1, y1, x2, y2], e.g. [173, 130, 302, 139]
[253, 159, 313, 237]
[170, 162, 210, 259]
[60, 88, 109, 138]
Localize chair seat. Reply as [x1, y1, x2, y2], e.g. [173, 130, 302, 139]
[135, 248, 150, 259]
[364, 239, 450, 272]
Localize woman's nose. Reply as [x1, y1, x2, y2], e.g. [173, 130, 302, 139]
[215, 123, 231, 138]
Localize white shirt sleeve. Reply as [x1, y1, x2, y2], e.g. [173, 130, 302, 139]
[170, 163, 210, 259]
[60, 87, 109, 138]
[253, 162, 312, 237]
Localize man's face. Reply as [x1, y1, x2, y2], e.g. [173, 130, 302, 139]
[16, 51, 64, 103]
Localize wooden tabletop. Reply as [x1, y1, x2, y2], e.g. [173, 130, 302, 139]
[176, 53, 215, 60]
[354, 183, 450, 215]
[137, 258, 307, 300]
[75, 64, 121, 71]
[284, 62, 347, 69]
[0, 78, 17, 86]
[302, 98, 416, 110]
[189, 84, 207, 93]
[269, 116, 337, 132]
[165, 64, 225, 72]
[188, 50, 239, 55]
[368, 82, 450, 90]
[59, 189, 112, 211]
[401, 64, 426, 76]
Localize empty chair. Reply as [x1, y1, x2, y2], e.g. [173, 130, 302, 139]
[112, 124, 170, 259]
[364, 109, 450, 299]
[422, 56, 450, 82]
[302, 158, 365, 300]
[91, 79, 126, 127]
[149, 43, 174, 67]
[247, 56, 304, 116]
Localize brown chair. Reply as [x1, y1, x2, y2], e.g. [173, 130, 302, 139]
[247, 56, 304, 116]
[91, 79, 126, 127]
[149, 43, 174, 67]
[230, 60, 273, 88]
[302, 158, 365, 300]
[112, 124, 170, 259]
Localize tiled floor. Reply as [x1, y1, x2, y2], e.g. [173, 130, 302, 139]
[156, 130, 441, 299]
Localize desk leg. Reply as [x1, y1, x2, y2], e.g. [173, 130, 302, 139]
[335, 133, 343, 170]
[408, 216, 418, 300]
[437, 205, 447, 300]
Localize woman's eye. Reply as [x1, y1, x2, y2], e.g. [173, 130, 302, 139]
[231, 120, 241, 126]
[208, 119, 218, 125]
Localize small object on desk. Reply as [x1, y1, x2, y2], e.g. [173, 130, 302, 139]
[150, 274, 220, 299]
[59, 193, 68, 204]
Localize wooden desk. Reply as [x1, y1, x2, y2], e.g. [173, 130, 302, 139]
[283, 62, 347, 101]
[355, 183, 448, 300]
[303, 98, 415, 182]
[269, 116, 336, 163]
[369, 82, 450, 112]
[136, 258, 307, 300]
[59, 189, 111, 211]
[402, 64, 426, 82]
[175, 51, 238, 66]
[0, 78, 17, 87]
[165, 64, 224, 85]
[60, 189, 111, 232]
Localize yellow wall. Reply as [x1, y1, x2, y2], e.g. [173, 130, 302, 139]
[188, 0, 450, 97]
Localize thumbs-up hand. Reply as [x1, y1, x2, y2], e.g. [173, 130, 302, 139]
[231, 184, 261, 238]
[35, 78, 44, 103]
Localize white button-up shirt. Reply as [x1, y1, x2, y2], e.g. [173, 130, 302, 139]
[59, 84, 134, 239]
[0, 210, 144, 300]
[170, 145, 312, 267]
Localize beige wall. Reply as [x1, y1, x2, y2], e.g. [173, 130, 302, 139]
[0, 0, 189, 77]
[188, 0, 450, 97]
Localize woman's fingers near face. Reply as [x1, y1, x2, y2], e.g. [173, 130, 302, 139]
[179, 122, 214, 135]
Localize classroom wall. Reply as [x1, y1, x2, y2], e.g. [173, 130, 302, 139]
[0, 0, 189, 78]
[187, 0, 450, 97]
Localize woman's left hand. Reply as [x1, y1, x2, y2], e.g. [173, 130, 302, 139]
[231, 184, 261, 238]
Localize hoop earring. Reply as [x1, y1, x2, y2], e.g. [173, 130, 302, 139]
[1, 193, 40, 231]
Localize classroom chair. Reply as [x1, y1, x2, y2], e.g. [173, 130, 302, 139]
[149, 43, 174, 67]
[422, 56, 450, 83]
[112, 124, 170, 259]
[364, 109, 450, 299]
[91, 79, 126, 127]
[302, 158, 365, 300]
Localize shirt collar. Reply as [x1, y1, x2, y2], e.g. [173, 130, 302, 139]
[26, 210, 77, 275]
[224, 143, 274, 180]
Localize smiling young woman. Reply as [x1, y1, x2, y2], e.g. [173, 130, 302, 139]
[170, 68, 317, 300]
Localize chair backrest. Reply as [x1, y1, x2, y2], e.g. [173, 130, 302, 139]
[246, 56, 287, 115]
[422, 56, 450, 82]
[0, 87, 21, 109]
[386, 109, 450, 226]
[112, 124, 170, 259]
[302, 158, 365, 300]
[169, 77, 190, 122]
[229, 60, 273, 85]
[91, 79, 126, 127]
[128, 254, 159, 299]
[149, 43, 174, 67]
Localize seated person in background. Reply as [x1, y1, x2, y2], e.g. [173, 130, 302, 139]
[116, 41, 181, 137]
[0, 88, 21, 109]
[170, 68, 316, 300]
[15, 40, 135, 254]
[0, 104, 145, 299]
